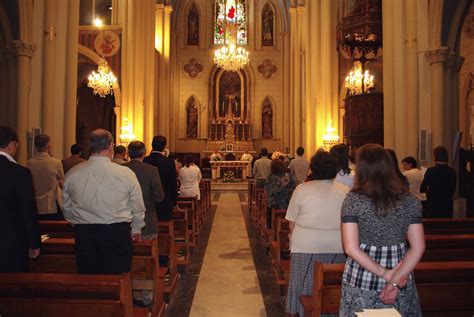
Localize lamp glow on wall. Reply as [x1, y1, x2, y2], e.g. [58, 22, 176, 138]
[344, 61, 374, 95]
[119, 118, 136, 146]
[322, 121, 340, 151]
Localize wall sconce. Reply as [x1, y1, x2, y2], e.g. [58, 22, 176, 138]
[44, 26, 56, 42]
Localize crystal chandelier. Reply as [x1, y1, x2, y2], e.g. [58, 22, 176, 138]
[88, 19, 118, 97]
[88, 57, 118, 97]
[214, 2, 249, 72]
[119, 118, 136, 145]
[322, 121, 340, 151]
[344, 61, 374, 95]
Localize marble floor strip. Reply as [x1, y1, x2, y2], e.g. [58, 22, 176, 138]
[190, 192, 266, 317]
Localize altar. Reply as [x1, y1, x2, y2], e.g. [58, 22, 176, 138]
[210, 161, 250, 181]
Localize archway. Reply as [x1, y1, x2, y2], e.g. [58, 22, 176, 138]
[76, 47, 118, 157]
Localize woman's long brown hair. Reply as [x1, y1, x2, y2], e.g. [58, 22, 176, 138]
[353, 144, 405, 216]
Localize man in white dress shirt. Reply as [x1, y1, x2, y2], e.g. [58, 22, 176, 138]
[63, 129, 146, 274]
[288, 146, 309, 185]
[402, 156, 426, 211]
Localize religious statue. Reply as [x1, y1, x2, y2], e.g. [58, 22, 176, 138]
[222, 93, 240, 118]
[262, 99, 273, 139]
[225, 120, 234, 139]
[186, 99, 198, 138]
[187, 4, 199, 45]
[262, 5, 274, 46]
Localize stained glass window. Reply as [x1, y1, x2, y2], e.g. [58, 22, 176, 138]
[214, 0, 248, 45]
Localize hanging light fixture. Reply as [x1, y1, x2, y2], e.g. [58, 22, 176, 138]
[214, 1, 249, 72]
[88, 18, 118, 97]
[322, 121, 340, 151]
[119, 118, 136, 145]
[344, 61, 374, 95]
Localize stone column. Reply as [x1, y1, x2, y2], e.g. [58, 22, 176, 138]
[288, 7, 297, 150]
[64, 0, 79, 157]
[11, 41, 36, 164]
[445, 54, 464, 148]
[155, 4, 173, 146]
[41, 0, 57, 136]
[405, 0, 419, 158]
[426, 47, 449, 149]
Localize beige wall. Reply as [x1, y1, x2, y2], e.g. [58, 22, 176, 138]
[170, 0, 286, 154]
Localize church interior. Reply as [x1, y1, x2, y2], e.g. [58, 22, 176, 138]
[1, 0, 474, 316]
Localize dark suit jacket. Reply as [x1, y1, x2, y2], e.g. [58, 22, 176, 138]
[123, 160, 165, 235]
[62, 155, 86, 174]
[0, 155, 41, 272]
[144, 152, 178, 221]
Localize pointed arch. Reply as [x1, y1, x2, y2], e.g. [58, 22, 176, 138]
[262, 2, 275, 46]
[185, 95, 199, 138]
[262, 96, 274, 139]
[187, 2, 200, 46]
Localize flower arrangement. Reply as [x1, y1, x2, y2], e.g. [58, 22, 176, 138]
[211, 154, 223, 161]
[223, 170, 238, 182]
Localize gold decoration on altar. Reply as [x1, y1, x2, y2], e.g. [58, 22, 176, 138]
[344, 61, 374, 95]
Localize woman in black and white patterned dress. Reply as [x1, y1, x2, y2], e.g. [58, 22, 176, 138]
[340, 144, 425, 316]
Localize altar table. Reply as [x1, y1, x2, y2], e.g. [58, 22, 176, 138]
[210, 161, 250, 180]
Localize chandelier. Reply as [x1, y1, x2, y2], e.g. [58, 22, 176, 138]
[214, 2, 249, 71]
[88, 57, 118, 97]
[344, 61, 374, 95]
[322, 121, 340, 151]
[88, 19, 118, 97]
[119, 118, 136, 145]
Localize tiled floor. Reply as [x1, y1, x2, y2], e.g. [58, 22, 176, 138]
[166, 192, 285, 317]
[190, 192, 265, 316]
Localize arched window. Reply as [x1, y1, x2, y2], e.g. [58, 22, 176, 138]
[214, 0, 248, 45]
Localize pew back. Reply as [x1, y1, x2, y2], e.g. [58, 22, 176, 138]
[0, 272, 134, 317]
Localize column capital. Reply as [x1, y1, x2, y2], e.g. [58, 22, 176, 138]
[164, 5, 173, 14]
[447, 53, 465, 72]
[10, 40, 37, 58]
[425, 47, 449, 65]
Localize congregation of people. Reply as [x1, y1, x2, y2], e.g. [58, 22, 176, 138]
[0, 123, 461, 315]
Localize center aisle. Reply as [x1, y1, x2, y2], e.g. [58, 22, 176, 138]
[190, 192, 266, 317]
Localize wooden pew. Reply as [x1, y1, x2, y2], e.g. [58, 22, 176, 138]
[423, 218, 474, 235]
[0, 272, 147, 317]
[269, 218, 290, 295]
[271, 209, 287, 241]
[177, 198, 198, 247]
[40, 220, 74, 238]
[156, 222, 179, 302]
[171, 207, 191, 268]
[30, 238, 167, 315]
[300, 261, 474, 317]
[202, 178, 211, 211]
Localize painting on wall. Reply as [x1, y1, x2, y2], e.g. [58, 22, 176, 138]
[186, 97, 198, 138]
[187, 3, 199, 45]
[262, 97, 273, 139]
[262, 3, 274, 46]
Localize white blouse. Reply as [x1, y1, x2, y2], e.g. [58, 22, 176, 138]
[179, 164, 202, 199]
[285, 179, 350, 254]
